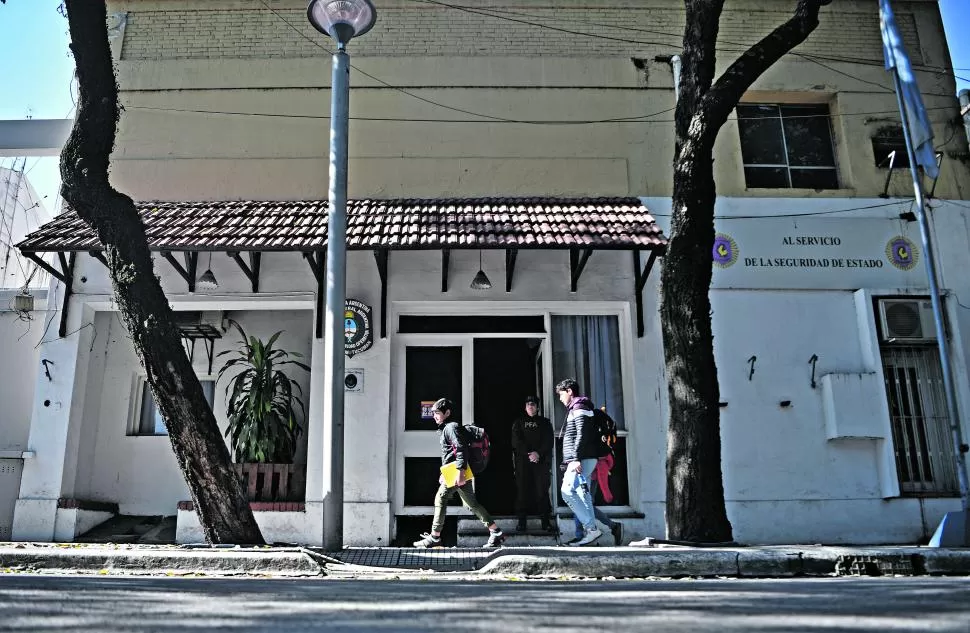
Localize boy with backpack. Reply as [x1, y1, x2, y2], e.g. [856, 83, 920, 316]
[413, 398, 506, 548]
[566, 406, 624, 546]
[556, 378, 608, 547]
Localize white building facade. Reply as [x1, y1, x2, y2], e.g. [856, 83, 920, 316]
[7, 0, 970, 546]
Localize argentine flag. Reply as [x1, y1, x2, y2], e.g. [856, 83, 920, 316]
[879, 0, 939, 179]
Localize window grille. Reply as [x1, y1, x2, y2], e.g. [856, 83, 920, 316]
[880, 345, 959, 495]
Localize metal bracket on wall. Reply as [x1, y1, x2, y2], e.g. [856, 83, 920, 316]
[747, 355, 757, 381]
[809, 354, 819, 389]
[632, 249, 659, 338]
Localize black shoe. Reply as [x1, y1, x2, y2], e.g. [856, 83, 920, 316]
[484, 530, 506, 548]
[610, 522, 624, 546]
[563, 535, 583, 545]
[516, 519, 528, 533]
[541, 519, 557, 534]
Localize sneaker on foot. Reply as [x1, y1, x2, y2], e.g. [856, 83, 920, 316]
[569, 528, 602, 547]
[413, 532, 441, 548]
[610, 522, 624, 546]
[564, 534, 583, 545]
[484, 530, 505, 548]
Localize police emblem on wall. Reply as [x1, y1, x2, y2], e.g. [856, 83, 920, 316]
[344, 299, 373, 357]
[712, 233, 739, 269]
[885, 236, 918, 271]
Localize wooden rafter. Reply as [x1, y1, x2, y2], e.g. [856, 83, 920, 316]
[441, 249, 450, 293]
[228, 251, 261, 293]
[633, 249, 660, 338]
[569, 247, 593, 292]
[505, 248, 517, 293]
[374, 248, 389, 339]
[160, 251, 198, 292]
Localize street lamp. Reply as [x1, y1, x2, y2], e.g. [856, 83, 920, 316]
[307, 0, 376, 550]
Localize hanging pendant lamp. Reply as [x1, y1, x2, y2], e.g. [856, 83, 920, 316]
[197, 252, 219, 290]
[470, 250, 492, 290]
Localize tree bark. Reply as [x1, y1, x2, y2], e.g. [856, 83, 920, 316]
[662, 0, 828, 543]
[60, 0, 263, 545]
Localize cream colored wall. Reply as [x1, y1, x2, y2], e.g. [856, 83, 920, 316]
[105, 0, 970, 200]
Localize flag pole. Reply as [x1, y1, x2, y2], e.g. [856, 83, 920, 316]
[890, 68, 970, 518]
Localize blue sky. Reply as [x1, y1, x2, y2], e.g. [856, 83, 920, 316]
[1, 1, 968, 208]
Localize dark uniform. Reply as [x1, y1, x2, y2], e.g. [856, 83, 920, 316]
[511, 411, 555, 530]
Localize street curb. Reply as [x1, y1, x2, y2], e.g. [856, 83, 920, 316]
[0, 546, 323, 577]
[477, 547, 970, 578]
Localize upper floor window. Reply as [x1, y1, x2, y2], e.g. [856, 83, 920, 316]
[737, 104, 839, 190]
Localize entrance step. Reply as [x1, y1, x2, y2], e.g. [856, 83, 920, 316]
[456, 517, 560, 547]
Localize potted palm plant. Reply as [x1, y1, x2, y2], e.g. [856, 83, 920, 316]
[217, 321, 310, 464]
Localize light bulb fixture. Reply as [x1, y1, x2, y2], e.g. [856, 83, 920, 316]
[307, 0, 377, 46]
[470, 250, 492, 290]
[197, 252, 218, 290]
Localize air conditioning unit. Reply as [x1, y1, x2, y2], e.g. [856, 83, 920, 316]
[878, 298, 937, 343]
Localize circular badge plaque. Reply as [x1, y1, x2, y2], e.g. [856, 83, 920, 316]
[712, 233, 739, 269]
[885, 236, 918, 271]
[344, 299, 373, 357]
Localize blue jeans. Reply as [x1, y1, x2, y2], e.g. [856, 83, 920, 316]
[560, 458, 598, 531]
[574, 471, 616, 537]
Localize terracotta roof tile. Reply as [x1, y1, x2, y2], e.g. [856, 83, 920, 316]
[18, 197, 666, 253]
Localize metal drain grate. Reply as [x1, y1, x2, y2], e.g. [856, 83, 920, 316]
[332, 547, 494, 572]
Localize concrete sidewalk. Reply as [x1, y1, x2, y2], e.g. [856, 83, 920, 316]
[1, 542, 969, 578]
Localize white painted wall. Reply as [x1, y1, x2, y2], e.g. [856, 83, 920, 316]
[18, 196, 970, 544]
[70, 309, 312, 516]
[0, 290, 48, 452]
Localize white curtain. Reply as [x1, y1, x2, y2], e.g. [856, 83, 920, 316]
[551, 315, 625, 430]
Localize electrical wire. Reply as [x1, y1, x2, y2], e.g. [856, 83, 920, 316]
[648, 199, 915, 220]
[123, 103, 958, 125]
[407, 0, 966, 94]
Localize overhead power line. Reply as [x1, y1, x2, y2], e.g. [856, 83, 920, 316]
[125, 103, 959, 126]
[409, 0, 970, 89]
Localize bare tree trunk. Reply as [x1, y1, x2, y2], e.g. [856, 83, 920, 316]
[662, 0, 829, 543]
[60, 0, 263, 545]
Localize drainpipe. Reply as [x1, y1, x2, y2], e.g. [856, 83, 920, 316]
[655, 54, 682, 105]
[960, 89, 970, 146]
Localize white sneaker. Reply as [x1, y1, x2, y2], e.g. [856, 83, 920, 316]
[569, 528, 602, 547]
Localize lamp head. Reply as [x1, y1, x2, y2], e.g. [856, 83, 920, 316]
[307, 0, 377, 45]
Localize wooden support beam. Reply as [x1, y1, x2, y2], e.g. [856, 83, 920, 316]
[160, 251, 198, 292]
[633, 249, 660, 338]
[569, 247, 593, 292]
[374, 248, 389, 339]
[57, 253, 76, 338]
[303, 251, 324, 284]
[306, 252, 324, 339]
[505, 248, 517, 293]
[441, 249, 450, 293]
[228, 251, 261, 293]
[23, 252, 67, 284]
[88, 250, 108, 268]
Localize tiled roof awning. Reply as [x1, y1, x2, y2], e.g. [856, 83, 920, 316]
[16, 197, 667, 253]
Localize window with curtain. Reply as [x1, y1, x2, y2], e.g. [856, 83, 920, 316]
[550, 315, 625, 430]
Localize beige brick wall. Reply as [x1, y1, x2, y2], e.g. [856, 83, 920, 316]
[119, 2, 921, 64]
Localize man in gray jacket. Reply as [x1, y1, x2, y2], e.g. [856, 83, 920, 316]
[556, 378, 604, 546]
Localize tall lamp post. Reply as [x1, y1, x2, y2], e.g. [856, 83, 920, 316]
[307, 0, 376, 550]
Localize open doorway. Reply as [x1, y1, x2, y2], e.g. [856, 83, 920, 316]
[472, 338, 541, 515]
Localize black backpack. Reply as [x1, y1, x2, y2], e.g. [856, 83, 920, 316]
[458, 424, 491, 474]
[592, 408, 618, 456]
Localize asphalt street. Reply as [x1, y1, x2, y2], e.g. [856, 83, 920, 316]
[1, 575, 969, 632]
